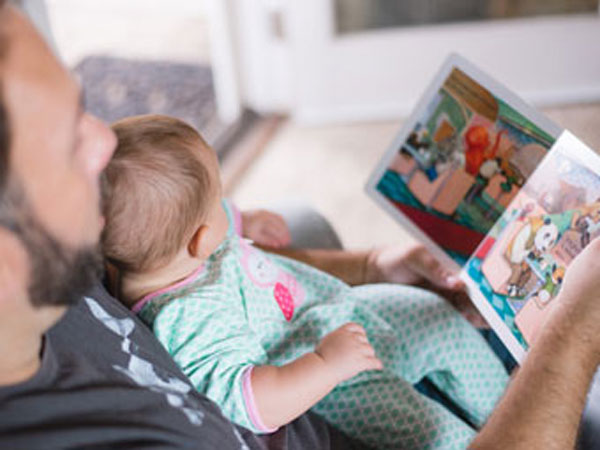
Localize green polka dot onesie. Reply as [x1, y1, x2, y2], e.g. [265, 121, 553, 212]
[133, 201, 508, 449]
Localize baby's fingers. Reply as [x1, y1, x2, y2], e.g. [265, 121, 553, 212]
[359, 354, 383, 372]
[358, 341, 377, 358]
[341, 322, 367, 336]
[353, 335, 381, 368]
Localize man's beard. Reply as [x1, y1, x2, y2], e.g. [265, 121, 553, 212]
[0, 181, 103, 308]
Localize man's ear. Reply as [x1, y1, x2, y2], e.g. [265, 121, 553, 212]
[187, 224, 210, 259]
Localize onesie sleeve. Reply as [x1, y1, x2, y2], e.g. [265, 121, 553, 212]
[151, 286, 276, 433]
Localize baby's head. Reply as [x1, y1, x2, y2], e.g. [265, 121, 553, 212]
[102, 114, 227, 275]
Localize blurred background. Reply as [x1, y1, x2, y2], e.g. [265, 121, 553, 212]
[18, 0, 600, 248]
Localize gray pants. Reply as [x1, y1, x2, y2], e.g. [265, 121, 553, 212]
[272, 201, 343, 250]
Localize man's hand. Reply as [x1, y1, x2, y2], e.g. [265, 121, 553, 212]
[241, 209, 291, 248]
[547, 237, 600, 363]
[365, 244, 462, 289]
[315, 323, 383, 383]
[365, 244, 487, 327]
[472, 238, 600, 449]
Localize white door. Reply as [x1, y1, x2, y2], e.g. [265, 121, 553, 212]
[276, 0, 600, 124]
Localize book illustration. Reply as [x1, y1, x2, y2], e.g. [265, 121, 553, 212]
[365, 55, 586, 361]
[466, 145, 600, 349]
[375, 66, 554, 264]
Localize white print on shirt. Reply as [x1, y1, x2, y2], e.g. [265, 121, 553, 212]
[232, 426, 251, 450]
[84, 297, 205, 426]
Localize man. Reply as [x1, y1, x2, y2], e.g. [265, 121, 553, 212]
[0, 5, 362, 448]
[0, 3, 598, 448]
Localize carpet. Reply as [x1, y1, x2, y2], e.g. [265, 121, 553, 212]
[74, 55, 225, 144]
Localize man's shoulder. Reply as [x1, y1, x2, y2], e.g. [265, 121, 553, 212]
[0, 283, 245, 449]
[0, 284, 367, 450]
[50, 284, 183, 371]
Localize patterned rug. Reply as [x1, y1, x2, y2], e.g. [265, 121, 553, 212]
[74, 55, 225, 145]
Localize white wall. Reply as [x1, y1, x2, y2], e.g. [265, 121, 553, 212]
[234, 0, 600, 124]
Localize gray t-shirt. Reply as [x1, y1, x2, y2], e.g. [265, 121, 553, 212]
[0, 284, 366, 450]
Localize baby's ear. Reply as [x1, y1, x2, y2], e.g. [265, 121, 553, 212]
[188, 224, 210, 259]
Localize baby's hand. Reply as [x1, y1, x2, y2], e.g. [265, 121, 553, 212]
[241, 209, 291, 248]
[315, 323, 383, 383]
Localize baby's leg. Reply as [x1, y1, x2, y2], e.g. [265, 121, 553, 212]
[354, 284, 509, 427]
[313, 374, 475, 450]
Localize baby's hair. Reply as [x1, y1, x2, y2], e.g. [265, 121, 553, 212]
[102, 114, 215, 273]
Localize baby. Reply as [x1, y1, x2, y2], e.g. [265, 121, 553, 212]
[102, 115, 508, 450]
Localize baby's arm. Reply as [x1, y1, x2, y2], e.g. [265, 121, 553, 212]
[251, 323, 382, 430]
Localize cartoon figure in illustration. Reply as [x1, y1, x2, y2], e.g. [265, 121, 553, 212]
[573, 201, 600, 248]
[464, 157, 502, 204]
[404, 129, 431, 155]
[463, 126, 507, 207]
[531, 264, 565, 308]
[504, 216, 560, 298]
[463, 126, 505, 178]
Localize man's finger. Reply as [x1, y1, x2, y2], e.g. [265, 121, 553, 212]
[426, 253, 464, 290]
[413, 253, 463, 291]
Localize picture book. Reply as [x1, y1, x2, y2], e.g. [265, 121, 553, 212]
[366, 54, 600, 362]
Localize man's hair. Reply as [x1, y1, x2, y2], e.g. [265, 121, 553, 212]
[102, 115, 214, 273]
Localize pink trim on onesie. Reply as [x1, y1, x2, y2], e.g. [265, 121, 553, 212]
[130, 264, 205, 313]
[242, 366, 278, 433]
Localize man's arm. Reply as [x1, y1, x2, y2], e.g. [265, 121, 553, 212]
[262, 244, 462, 288]
[471, 315, 596, 448]
[472, 238, 600, 449]
[263, 244, 488, 324]
[261, 247, 370, 285]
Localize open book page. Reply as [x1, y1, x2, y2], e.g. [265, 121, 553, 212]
[366, 54, 560, 270]
[462, 131, 600, 362]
